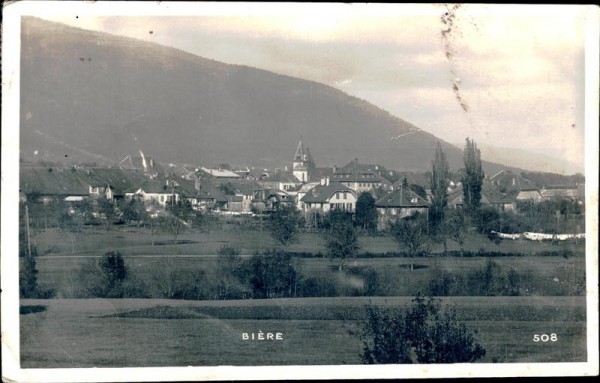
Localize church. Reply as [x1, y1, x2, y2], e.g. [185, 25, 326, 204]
[292, 140, 310, 183]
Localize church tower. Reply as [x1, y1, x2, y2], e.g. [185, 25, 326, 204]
[292, 140, 309, 183]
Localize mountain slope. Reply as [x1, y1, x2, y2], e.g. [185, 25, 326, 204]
[21, 17, 509, 173]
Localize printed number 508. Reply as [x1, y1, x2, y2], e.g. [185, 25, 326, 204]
[533, 334, 557, 342]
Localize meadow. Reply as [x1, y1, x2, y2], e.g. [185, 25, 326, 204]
[20, 296, 586, 367]
[19, 222, 588, 367]
[32, 219, 584, 257]
[30, 224, 586, 298]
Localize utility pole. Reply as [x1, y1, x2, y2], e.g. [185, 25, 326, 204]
[25, 203, 32, 257]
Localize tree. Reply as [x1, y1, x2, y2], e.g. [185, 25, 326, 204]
[268, 204, 300, 248]
[462, 138, 484, 215]
[355, 192, 378, 232]
[445, 209, 469, 257]
[99, 251, 127, 297]
[430, 142, 450, 234]
[324, 212, 359, 271]
[163, 200, 193, 242]
[216, 245, 244, 299]
[389, 213, 428, 270]
[240, 250, 299, 298]
[97, 198, 117, 230]
[59, 210, 84, 254]
[122, 198, 147, 226]
[360, 295, 486, 364]
[20, 247, 39, 298]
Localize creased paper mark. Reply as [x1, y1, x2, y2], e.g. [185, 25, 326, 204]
[441, 4, 469, 113]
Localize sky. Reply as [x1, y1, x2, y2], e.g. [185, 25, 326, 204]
[39, 3, 593, 173]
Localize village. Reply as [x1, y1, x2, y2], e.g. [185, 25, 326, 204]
[17, 139, 588, 367]
[19, 140, 585, 234]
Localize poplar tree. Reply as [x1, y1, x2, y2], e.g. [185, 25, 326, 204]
[462, 137, 484, 215]
[429, 142, 450, 233]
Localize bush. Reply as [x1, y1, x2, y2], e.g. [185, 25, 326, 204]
[238, 250, 300, 298]
[427, 259, 522, 296]
[360, 295, 486, 364]
[427, 266, 463, 296]
[299, 277, 338, 297]
[345, 266, 381, 296]
[215, 245, 247, 299]
[99, 251, 128, 297]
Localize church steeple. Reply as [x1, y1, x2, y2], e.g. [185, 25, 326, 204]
[294, 140, 307, 163]
[292, 140, 309, 183]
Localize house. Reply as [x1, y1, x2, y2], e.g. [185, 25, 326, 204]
[20, 166, 146, 204]
[515, 188, 544, 202]
[330, 159, 392, 192]
[446, 181, 517, 211]
[179, 176, 229, 211]
[309, 167, 335, 183]
[226, 195, 245, 213]
[258, 171, 303, 192]
[375, 185, 430, 230]
[300, 179, 356, 213]
[125, 179, 182, 207]
[295, 182, 321, 211]
[81, 168, 147, 202]
[193, 182, 228, 211]
[224, 180, 264, 213]
[20, 166, 91, 203]
[540, 185, 581, 200]
[490, 170, 543, 202]
[253, 188, 295, 212]
[88, 183, 115, 201]
[199, 167, 241, 181]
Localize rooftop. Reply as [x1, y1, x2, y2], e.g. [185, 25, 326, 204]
[375, 186, 430, 208]
[301, 183, 354, 203]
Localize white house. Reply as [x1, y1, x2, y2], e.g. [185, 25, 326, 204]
[300, 179, 356, 213]
[125, 179, 181, 207]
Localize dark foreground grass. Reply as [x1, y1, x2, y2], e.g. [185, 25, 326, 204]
[20, 296, 586, 367]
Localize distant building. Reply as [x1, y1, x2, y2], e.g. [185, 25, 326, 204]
[259, 171, 303, 191]
[330, 159, 391, 192]
[125, 179, 181, 207]
[222, 180, 263, 213]
[191, 181, 228, 211]
[489, 169, 543, 203]
[20, 166, 145, 204]
[540, 185, 581, 200]
[253, 188, 295, 212]
[300, 178, 356, 213]
[446, 180, 517, 211]
[375, 185, 430, 230]
[295, 182, 321, 211]
[199, 167, 241, 181]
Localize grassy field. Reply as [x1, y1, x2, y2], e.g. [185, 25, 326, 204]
[20, 296, 586, 367]
[32, 224, 584, 257]
[19, 224, 588, 368]
[33, 250, 585, 298]
[28, 224, 586, 298]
